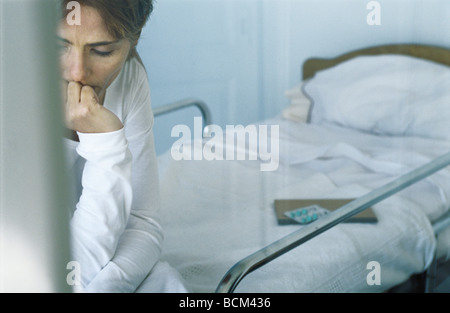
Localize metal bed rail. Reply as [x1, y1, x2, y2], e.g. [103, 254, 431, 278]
[215, 151, 450, 293]
[153, 98, 212, 137]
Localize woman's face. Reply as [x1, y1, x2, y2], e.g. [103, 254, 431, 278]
[58, 5, 132, 104]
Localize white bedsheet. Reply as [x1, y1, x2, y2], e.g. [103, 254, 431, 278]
[157, 117, 450, 292]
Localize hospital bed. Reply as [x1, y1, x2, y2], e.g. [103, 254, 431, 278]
[153, 44, 450, 293]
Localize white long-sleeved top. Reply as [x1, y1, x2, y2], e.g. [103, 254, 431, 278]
[64, 57, 163, 292]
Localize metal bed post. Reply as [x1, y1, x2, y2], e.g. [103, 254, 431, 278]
[153, 98, 213, 137]
[215, 151, 450, 293]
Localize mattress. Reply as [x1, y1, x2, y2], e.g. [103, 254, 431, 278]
[156, 116, 450, 292]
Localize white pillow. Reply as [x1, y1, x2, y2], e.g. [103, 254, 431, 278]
[303, 54, 450, 141]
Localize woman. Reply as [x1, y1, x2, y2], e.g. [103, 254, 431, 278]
[58, 0, 188, 292]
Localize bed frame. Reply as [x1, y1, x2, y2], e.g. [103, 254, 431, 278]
[214, 44, 450, 293]
[302, 44, 450, 80]
[153, 44, 450, 293]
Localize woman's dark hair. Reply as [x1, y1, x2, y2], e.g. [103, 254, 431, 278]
[61, 0, 153, 59]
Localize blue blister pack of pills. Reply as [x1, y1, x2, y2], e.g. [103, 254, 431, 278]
[284, 204, 331, 225]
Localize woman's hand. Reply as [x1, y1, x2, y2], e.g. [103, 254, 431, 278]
[63, 81, 123, 134]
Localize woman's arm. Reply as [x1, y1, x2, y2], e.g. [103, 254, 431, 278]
[82, 60, 163, 292]
[70, 128, 133, 288]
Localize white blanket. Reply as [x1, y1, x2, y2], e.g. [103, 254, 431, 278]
[157, 117, 450, 292]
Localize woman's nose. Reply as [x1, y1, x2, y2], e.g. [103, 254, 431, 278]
[66, 51, 88, 83]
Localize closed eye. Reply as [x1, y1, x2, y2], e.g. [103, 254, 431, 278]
[92, 49, 114, 57]
[58, 44, 68, 53]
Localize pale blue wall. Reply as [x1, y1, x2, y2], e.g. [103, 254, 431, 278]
[137, 0, 450, 155]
